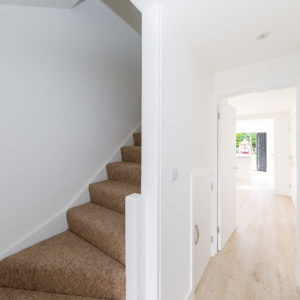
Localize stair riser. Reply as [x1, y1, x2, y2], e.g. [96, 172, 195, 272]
[0, 266, 124, 300]
[67, 207, 125, 265]
[90, 186, 125, 214]
[121, 147, 141, 163]
[0, 232, 125, 300]
[89, 181, 141, 214]
[106, 164, 141, 186]
[133, 133, 141, 146]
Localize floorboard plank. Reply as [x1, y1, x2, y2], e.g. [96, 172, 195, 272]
[195, 174, 300, 300]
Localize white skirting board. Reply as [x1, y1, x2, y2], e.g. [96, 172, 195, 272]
[0, 123, 141, 259]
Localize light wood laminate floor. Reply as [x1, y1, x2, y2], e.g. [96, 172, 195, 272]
[195, 173, 300, 300]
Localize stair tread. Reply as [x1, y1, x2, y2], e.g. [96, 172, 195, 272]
[107, 161, 140, 167]
[0, 231, 125, 300]
[106, 162, 141, 186]
[0, 288, 103, 299]
[89, 180, 140, 214]
[67, 203, 125, 265]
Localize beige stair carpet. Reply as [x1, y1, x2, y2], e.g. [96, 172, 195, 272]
[0, 288, 103, 299]
[0, 133, 141, 300]
[133, 132, 141, 147]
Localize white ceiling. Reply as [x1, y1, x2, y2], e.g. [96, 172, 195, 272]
[1, 0, 300, 71]
[228, 87, 297, 116]
[0, 0, 141, 33]
[0, 0, 81, 9]
[170, 0, 300, 72]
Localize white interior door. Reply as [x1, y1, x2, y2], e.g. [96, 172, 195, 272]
[192, 169, 212, 288]
[218, 99, 237, 251]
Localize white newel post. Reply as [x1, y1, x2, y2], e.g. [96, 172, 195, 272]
[126, 193, 146, 300]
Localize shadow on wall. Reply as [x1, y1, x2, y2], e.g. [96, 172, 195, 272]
[100, 0, 141, 34]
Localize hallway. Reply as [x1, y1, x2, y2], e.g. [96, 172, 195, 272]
[195, 174, 300, 300]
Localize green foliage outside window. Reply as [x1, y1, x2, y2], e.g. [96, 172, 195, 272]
[236, 132, 256, 148]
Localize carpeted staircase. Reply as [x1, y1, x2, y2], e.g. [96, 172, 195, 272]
[0, 133, 142, 300]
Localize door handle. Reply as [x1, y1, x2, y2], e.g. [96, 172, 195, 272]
[195, 225, 199, 245]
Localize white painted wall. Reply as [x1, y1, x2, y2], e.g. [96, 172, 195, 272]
[214, 53, 300, 96]
[297, 85, 300, 287]
[274, 112, 291, 196]
[158, 4, 213, 300]
[0, 0, 141, 257]
[290, 105, 297, 206]
[0, 0, 79, 9]
[137, 2, 214, 299]
[229, 87, 297, 116]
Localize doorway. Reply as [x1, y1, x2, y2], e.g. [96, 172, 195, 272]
[216, 87, 298, 287]
[256, 132, 267, 171]
[234, 118, 275, 190]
